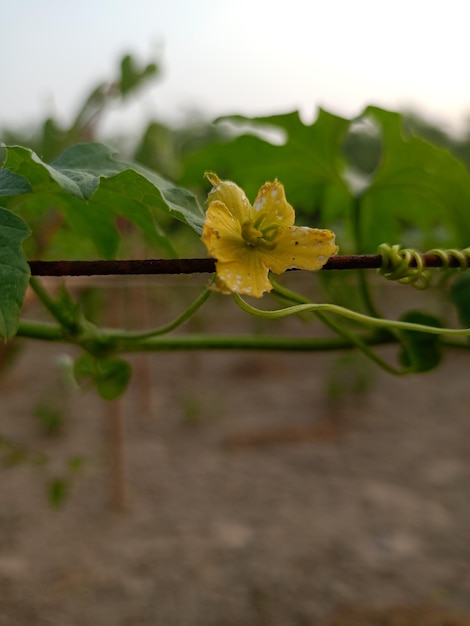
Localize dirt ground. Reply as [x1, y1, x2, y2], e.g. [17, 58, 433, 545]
[1, 276, 470, 625]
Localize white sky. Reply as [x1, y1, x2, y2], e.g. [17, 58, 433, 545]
[2, 0, 470, 136]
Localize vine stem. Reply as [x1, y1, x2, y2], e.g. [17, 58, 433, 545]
[350, 194, 382, 318]
[15, 322, 469, 352]
[112, 285, 213, 341]
[17, 319, 65, 341]
[28, 277, 78, 332]
[232, 294, 470, 339]
[270, 279, 404, 375]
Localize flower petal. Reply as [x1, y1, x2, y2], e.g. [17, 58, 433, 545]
[205, 172, 252, 224]
[201, 200, 245, 262]
[215, 250, 272, 298]
[264, 226, 338, 274]
[252, 180, 295, 228]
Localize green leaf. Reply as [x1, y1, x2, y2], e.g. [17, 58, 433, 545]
[74, 353, 132, 400]
[50, 142, 120, 198]
[55, 145, 205, 233]
[449, 272, 470, 329]
[360, 107, 470, 251]
[135, 165, 206, 234]
[2, 144, 205, 258]
[5, 145, 86, 198]
[398, 310, 443, 372]
[181, 109, 353, 229]
[0, 207, 31, 341]
[0, 169, 31, 196]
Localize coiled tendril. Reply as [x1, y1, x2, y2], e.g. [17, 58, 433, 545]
[378, 244, 470, 289]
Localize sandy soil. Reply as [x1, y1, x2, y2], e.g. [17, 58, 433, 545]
[1, 277, 470, 625]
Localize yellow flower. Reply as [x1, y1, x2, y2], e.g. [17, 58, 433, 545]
[201, 172, 338, 297]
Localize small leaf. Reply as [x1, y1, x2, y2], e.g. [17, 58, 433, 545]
[95, 359, 131, 400]
[74, 353, 132, 400]
[398, 310, 443, 373]
[449, 272, 470, 329]
[0, 207, 31, 340]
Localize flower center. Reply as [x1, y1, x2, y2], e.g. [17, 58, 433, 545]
[241, 216, 278, 251]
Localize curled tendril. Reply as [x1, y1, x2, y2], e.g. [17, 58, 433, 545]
[378, 244, 470, 289]
[378, 244, 431, 289]
[426, 247, 470, 270]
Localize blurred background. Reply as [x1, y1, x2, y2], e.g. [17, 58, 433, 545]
[2, 0, 470, 149]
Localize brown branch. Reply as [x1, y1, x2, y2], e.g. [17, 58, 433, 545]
[28, 258, 215, 276]
[27, 253, 467, 277]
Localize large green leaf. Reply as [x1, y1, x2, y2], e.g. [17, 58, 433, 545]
[180, 109, 353, 230]
[2, 144, 205, 259]
[0, 169, 31, 197]
[114, 163, 206, 236]
[0, 207, 31, 341]
[360, 107, 470, 251]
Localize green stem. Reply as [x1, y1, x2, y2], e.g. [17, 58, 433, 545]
[17, 319, 65, 341]
[233, 293, 470, 338]
[29, 277, 80, 333]
[24, 279, 214, 355]
[110, 285, 213, 341]
[358, 269, 382, 318]
[14, 318, 380, 351]
[93, 333, 396, 353]
[270, 279, 404, 375]
[15, 319, 469, 354]
[351, 194, 382, 318]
